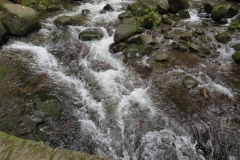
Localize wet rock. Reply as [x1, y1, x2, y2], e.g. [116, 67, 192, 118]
[219, 18, 228, 24]
[114, 17, 142, 42]
[162, 19, 172, 25]
[161, 25, 172, 33]
[227, 4, 239, 18]
[35, 4, 47, 11]
[211, 4, 238, 22]
[136, 45, 153, 56]
[103, 4, 114, 12]
[199, 35, 211, 43]
[176, 9, 190, 18]
[215, 32, 230, 43]
[194, 27, 204, 35]
[232, 43, 240, 51]
[182, 76, 198, 89]
[54, 16, 74, 26]
[188, 42, 200, 52]
[126, 34, 142, 44]
[123, 45, 153, 57]
[127, 2, 143, 16]
[79, 28, 104, 41]
[229, 19, 240, 31]
[118, 11, 132, 20]
[178, 43, 188, 51]
[109, 42, 128, 54]
[47, 4, 61, 12]
[199, 46, 210, 55]
[168, 0, 189, 13]
[101, 4, 114, 13]
[138, 0, 169, 14]
[82, 9, 90, 15]
[2, 4, 41, 36]
[164, 32, 174, 39]
[232, 51, 240, 62]
[172, 41, 178, 49]
[141, 35, 156, 45]
[155, 51, 170, 62]
[0, 22, 7, 44]
[36, 100, 62, 120]
[162, 14, 168, 20]
[200, 88, 211, 99]
[180, 33, 192, 41]
[204, 3, 213, 14]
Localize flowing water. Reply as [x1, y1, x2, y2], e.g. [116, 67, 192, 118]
[1, 0, 240, 160]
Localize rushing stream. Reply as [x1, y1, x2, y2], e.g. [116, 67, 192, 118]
[1, 0, 240, 160]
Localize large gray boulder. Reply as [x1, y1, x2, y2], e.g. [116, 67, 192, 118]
[168, 0, 189, 13]
[138, 0, 169, 14]
[2, 4, 41, 36]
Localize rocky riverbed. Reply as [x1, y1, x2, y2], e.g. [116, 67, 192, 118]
[0, 0, 240, 159]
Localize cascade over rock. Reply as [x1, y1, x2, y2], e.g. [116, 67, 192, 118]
[2, 4, 41, 36]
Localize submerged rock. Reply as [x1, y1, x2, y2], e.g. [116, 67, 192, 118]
[155, 51, 170, 62]
[79, 28, 104, 41]
[182, 76, 198, 89]
[2, 4, 41, 36]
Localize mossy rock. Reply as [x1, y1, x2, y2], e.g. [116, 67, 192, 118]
[215, 32, 230, 43]
[229, 19, 240, 31]
[232, 43, 240, 51]
[176, 9, 190, 18]
[178, 43, 189, 51]
[138, 0, 169, 14]
[232, 51, 240, 62]
[118, 11, 132, 20]
[0, 131, 112, 160]
[2, 4, 41, 36]
[135, 6, 161, 29]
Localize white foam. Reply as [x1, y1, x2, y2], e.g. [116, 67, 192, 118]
[136, 130, 202, 160]
[3, 41, 58, 69]
[184, 8, 201, 23]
